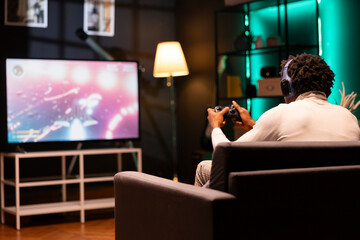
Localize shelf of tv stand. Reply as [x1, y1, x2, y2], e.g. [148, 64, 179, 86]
[0, 148, 142, 230]
[1, 148, 142, 158]
[2, 176, 115, 188]
[217, 44, 318, 57]
[2, 178, 82, 187]
[3, 198, 115, 217]
[216, 0, 309, 13]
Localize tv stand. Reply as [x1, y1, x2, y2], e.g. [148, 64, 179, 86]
[0, 148, 142, 230]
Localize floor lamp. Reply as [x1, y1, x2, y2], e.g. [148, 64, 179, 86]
[153, 41, 189, 181]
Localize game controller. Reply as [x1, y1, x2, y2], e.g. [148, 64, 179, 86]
[214, 105, 242, 122]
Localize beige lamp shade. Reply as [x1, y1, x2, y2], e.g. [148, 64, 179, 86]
[153, 41, 189, 78]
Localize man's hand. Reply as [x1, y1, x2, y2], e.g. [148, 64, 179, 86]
[207, 107, 228, 129]
[231, 101, 256, 131]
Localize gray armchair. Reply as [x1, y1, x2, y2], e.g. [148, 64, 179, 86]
[114, 141, 360, 240]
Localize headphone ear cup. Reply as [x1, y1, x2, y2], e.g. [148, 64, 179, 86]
[281, 59, 295, 98]
[281, 80, 291, 97]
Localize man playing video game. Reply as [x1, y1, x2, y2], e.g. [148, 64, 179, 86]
[195, 53, 360, 187]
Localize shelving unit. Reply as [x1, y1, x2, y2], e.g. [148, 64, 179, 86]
[219, 44, 318, 57]
[214, 0, 319, 114]
[0, 148, 142, 229]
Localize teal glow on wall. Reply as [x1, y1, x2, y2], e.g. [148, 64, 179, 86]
[246, 1, 360, 120]
[320, 0, 360, 119]
[248, 1, 317, 120]
[318, 16, 322, 56]
[249, 5, 281, 119]
[287, 0, 317, 45]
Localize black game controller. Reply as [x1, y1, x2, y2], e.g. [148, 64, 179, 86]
[214, 105, 242, 122]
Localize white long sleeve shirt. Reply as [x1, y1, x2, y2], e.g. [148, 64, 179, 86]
[212, 92, 360, 149]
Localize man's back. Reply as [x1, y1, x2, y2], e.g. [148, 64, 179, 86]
[236, 92, 360, 142]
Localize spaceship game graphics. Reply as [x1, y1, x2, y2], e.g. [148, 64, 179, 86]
[6, 59, 140, 143]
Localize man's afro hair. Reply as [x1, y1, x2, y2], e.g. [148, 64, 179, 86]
[280, 53, 335, 97]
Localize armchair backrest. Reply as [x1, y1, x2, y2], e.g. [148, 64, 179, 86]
[209, 141, 360, 192]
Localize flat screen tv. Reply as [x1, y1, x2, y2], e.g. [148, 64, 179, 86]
[4, 58, 140, 150]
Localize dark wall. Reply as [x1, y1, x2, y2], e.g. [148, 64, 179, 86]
[0, 0, 178, 179]
[176, 0, 224, 182]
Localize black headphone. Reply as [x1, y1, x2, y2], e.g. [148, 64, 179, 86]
[280, 59, 295, 98]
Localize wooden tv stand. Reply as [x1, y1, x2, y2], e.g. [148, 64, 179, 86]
[0, 148, 142, 230]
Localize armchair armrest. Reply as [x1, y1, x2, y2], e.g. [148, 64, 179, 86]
[114, 171, 237, 240]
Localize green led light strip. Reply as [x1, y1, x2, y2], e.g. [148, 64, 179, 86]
[318, 16, 322, 56]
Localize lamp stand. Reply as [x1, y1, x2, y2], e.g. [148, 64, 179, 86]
[168, 76, 178, 182]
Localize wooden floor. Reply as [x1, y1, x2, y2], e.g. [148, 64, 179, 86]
[0, 218, 115, 240]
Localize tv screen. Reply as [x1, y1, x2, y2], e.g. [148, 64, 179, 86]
[5, 58, 140, 145]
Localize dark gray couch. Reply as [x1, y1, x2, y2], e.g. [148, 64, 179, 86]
[114, 141, 360, 240]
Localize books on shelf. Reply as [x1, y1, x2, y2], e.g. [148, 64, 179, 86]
[227, 75, 242, 98]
